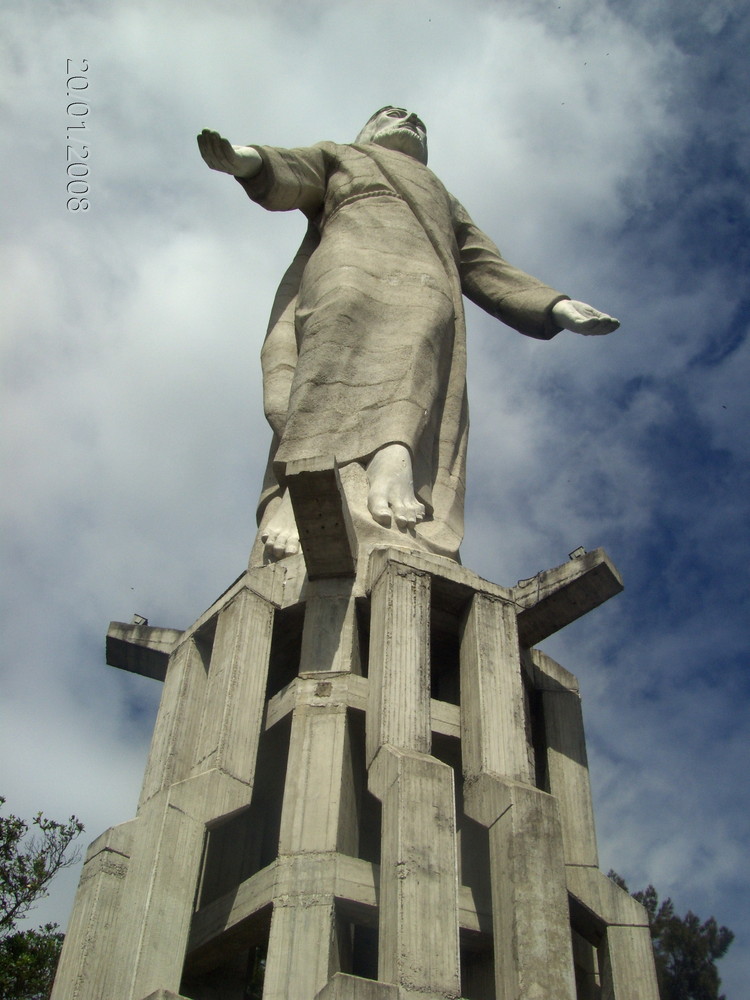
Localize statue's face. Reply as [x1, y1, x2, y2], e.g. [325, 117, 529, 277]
[367, 107, 428, 163]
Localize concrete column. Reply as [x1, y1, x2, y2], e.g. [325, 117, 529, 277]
[278, 689, 358, 857]
[599, 924, 660, 1000]
[538, 651, 660, 998]
[264, 671, 359, 999]
[369, 745, 461, 999]
[566, 867, 659, 1000]
[108, 588, 275, 1000]
[366, 562, 430, 766]
[365, 557, 461, 998]
[139, 636, 210, 808]
[193, 588, 276, 780]
[533, 649, 599, 867]
[464, 775, 576, 1000]
[49, 821, 136, 1000]
[263, 894, 341, 1000]
[460, 592, 531, 784]
[299, 579, 361, 674]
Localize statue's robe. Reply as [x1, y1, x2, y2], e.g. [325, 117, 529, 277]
[239, 141, 567, 559]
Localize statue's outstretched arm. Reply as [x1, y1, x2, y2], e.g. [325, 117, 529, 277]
[197, 129, 262, 179]
[550, 299, 620, 336]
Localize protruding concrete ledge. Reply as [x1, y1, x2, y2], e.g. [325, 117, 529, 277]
[187, 853, 489, 967]
[286, 458, 358, 579]
[264, 674, 460, 740]
[106, 623, 183, 681]
[566, 865, 650, 942]
[84, 818, 137, 864]
[365, 545, 512, 609]
[513, 547, 623, 647]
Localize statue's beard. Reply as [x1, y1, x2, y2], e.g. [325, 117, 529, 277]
[371, 126, 427, 162]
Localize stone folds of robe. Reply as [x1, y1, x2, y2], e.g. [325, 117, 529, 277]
[239, 140, 567, 561]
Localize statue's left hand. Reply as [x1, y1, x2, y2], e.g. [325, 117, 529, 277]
[197, 129, 263, 179]
[551, 299, 620, 336]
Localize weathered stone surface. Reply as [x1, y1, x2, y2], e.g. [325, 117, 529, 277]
[138, 992, 191, 1000]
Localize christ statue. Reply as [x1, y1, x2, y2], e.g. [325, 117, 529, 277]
[198, 107, 618, 564]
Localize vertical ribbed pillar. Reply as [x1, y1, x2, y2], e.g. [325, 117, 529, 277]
[140, 635, 211, 806]
[366, 556, 461, 1000]
[366, 562, 431, 765]
[192, 588, 276, 780]
[460, 593, 531, 783]
[369, 746, 460, 999]
[110, 588, 275, 1000]
[460, 592, 576, 1000]
[53, 632, 210, 1000]
[49, 822, 136, 1000]
[264, 688, 356, 1000]
[264, 582, 361, 1000]
[533, 649, 599, 867]
[600, 924, 661, 1000]
[299, 579, 361, 675]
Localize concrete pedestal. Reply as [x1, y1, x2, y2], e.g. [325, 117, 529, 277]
[52, 546, 658, 1000]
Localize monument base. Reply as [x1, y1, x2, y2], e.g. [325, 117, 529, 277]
[52, 545, 658, 1000]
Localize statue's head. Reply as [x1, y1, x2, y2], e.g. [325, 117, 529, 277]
[356, 106, 428, 164]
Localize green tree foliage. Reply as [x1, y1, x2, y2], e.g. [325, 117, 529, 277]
[0, 796, 83, 1000]
[608, 871, 734, 1000]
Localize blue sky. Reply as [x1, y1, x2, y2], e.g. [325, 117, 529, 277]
[1, 0, 748, 993]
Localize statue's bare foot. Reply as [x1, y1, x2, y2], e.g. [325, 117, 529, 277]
[261, 489, 300, 559]
[366, 443, 425, 529]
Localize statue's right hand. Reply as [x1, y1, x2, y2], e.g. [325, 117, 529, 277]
[197, 129, 263, 179]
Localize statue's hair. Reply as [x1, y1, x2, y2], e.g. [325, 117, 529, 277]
[356, 106, 428, 163]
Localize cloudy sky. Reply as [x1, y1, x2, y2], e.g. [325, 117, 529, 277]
[2, 0, 748, 992]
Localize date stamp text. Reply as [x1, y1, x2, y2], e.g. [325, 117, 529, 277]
[66, 60, 89, 211]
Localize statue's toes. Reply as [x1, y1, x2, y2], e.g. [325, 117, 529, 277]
[368, 492, 393, 527]
[272, 531, 292, 558]
[393, 497, 424, 530]
[284, 535, 300, 556]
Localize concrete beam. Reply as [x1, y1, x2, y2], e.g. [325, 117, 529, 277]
[106, 623, 183, 681]
[513, 548, 623, 647]
[187, 854, 490, 974]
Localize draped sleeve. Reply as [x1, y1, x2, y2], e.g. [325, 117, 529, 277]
[451, 197, 568, 340]
[236, 143, 330, 218]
